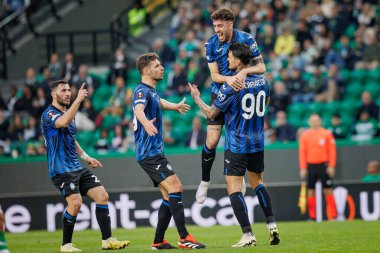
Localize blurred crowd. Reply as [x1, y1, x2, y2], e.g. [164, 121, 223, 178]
[0, 0, 380, 159]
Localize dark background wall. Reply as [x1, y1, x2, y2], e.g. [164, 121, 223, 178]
[1, 144, 379, 198]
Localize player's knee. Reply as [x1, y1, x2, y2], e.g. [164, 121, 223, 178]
[206, 138, 218, 149]
[69, 198, 83, 212]
[170, 180, 183, 193]
[98, 191, 109, 203]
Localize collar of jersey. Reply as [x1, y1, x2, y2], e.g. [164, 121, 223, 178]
[50, 104, 65, 113]
[140, 82, 156, 91]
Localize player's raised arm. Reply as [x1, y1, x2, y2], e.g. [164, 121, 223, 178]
[134, 103, 158, 136]
[188, 82, 220, 120]
[55, 83, 88, 128]
[208, 61, 244, 91]
[160, 98, 190, 115]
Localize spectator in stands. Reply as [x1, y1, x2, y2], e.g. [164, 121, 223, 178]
[48, 53, 62, 79]
[269, 81, 290, 119]
[315, 64, 340, 103]
[357, 2, 376, 28]
[0, 109, 9, 141]
[128, 0, 150, 36]
[362, 160, 380, 183]
[6, 85, 18, 114]
[322, 38, 344, 69]
[25, 67, 39, 94]
[257, 24, 276, 55]
[32, 87, 48, 118]
[274, 26, 296, 56]
[264, 119, 276, 145]
[356, 28, 380, 70]
[170, 4, 188, 36]
[81, 98, 98, 122]
[328, 114, 348, 139]
[23, 115, 39, 141]
[7, 113, 24, 142]
[336, 35, 356, 70]
[111, 124, 124, 151]
[163, 119, 176, 147]
[179, 30, 201, 58]
[13, 85, 33, 113]
[108, 76, 127, 116]
[275, 111, 296, 142]
[356, 91, 379, 121]
[352, 110, 378, 141]
[109, 48, 128, 81]
[166, 63, 187, 97]
[0, 96, 7, 111]
[122, 121, 135, 151]
[151, 38, 176, 68]
[296, 21, 313, 51]
[94, 129, 109, 154]
[288, 69, 308, 103]
[185, 117, 206, 150]
[61, 52, 77, 82]
[39, 67, 54, 95]
[72, 64, 98, 96]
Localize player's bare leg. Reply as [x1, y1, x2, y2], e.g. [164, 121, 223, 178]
[248, 172, 280, 245]
[197, 125, 246, 204]
[87, 186, 129, 250]
[226, 176, 256, 247]
[60, 194, 82, 252]
[0, 208, 10, 253]
[160, 175, 205, 249]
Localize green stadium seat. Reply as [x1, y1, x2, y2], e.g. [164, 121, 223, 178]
[345, 82, 363, 99]
[339, 99, 358, 114]
[324, 101, 340, 115]
[367, 68, 380, 82]
[341, 69, 351, 82]
[101, 114, 121, 130]
[350, 69, 366, 82]
[307, 102, 325, 114]
[364, 82, 380, 98]
[287, 103, 306, 117]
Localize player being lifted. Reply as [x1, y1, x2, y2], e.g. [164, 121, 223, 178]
[197, 7, 266, 204]
[41, 81, 129, 252]
[189, 43, 279, 247]
[132, 53, 205, 250]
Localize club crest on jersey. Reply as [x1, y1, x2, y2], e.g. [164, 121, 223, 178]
[137, 92, 144, 99]
[70, 183, 75, 190]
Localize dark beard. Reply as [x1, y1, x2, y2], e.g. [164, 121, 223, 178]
[56, 96, 70, 107]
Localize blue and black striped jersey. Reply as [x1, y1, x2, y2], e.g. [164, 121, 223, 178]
[205, 29, 261, 95]
[132, 83, 164, 161]
[41, 105, 83, 178]
[214, 75, 270, 154]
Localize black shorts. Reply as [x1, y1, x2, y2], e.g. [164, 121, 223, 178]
[206, 93, 225, 125]
[224, 150, 264, 176]
[138, 154, 175, 187]
[51, 168, 102, 197]
[307, 163, 333, 189]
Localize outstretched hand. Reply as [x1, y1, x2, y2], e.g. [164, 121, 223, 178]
[143, 118, 158, 136]
[86, 157, 103, 169]
[176, 97, 190, 115]
[188, 82, 200, 99]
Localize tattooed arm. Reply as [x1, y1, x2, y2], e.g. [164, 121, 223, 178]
[188, 83, 221, 120]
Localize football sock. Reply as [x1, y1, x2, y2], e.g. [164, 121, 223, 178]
[0, 232, 8, 251]
[307, 196, 316, 220]
[201, 144, 216, 182]
[254, 184, 275, 224]
[154, 199, 172, 243]
[96, 204, 112, 240]
[62, 210, 76, 245]
[325, 194, 337, 221]
[229, 192, 252, 234]
[168, 192, 189, 239]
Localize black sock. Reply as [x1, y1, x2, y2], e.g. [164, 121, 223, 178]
[154, 199, 172, 243]
[168, 192, 188, 239]
[229, 192, 252, 233]
[201, 144, 216, 182]
[62, 210, 76, 245]
[96, 204, 112, 240]
[254, 184, 275, 223]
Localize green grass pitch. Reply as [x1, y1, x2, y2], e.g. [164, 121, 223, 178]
[7, 220, 380, 252]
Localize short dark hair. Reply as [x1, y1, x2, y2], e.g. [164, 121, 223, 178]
[229, 43, 252, 65]
[50, 80, 69, 91]
[211, 7, 235, 22]
[136, 53, 160, 74]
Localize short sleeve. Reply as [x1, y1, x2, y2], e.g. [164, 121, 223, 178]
[43, 110, 62, 128]
[213, 84, 235, 112]
[205, 40, 215, 63]
[245, 33, 261, 58]
[133, 88, 150, 108]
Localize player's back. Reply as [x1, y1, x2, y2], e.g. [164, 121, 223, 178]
[215, 75, 270, 154]
[41, 105, 82, 178]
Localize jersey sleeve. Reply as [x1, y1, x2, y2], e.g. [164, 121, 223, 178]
[133, 88, 150, 108]
[43, 110, 62, 128]
[205, 40, 215, 63]
[213, 84, 235, 112]
[244, 33, 261, 58]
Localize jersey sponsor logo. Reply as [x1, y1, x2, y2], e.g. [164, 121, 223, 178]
[250, 42, 258, 50]
[70, 183, 75, 190]
[319, 139, 326, 146]
[47, 110, 60, 121]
